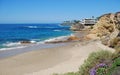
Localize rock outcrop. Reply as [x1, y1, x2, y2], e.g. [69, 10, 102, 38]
[67, 36, 80, 41]
[86, 12, 120, 46]
[20, 40, 32, 44]
[70, 23, 85, 31]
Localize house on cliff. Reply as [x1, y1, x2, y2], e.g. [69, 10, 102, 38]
[81, 18, 97, 26]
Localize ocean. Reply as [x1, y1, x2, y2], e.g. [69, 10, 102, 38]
[0, 23, 72, 51]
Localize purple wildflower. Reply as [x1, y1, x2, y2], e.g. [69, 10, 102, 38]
[90, 67, 96, 75]
[89, 63, 107, 75]
[96, 63, 107, 68]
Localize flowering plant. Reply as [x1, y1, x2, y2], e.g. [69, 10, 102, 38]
[89, 63, 108, 75]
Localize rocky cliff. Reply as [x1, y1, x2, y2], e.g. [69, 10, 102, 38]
[86, 12, 120, 46]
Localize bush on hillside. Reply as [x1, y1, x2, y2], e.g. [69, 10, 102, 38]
[107, 54, 120, 75]
[54, 50, 120, 75]
[78, 50, 113, 75]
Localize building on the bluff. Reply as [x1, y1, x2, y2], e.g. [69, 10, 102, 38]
[81, 18, 97, 26]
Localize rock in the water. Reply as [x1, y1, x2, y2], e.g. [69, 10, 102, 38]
[20, 41, 31, 44]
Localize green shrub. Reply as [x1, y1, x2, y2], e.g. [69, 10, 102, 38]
[96, 67, 108, 75]
[107, 55, 120, 75]
[79, 50, 113, 75]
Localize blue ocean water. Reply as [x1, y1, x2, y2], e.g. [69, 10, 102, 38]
[0, 24, 72, 50]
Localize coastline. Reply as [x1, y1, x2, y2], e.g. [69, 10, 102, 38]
[0, 30, 85, 59]
[0, 29, 116, 75]
[0, 39, 114, 75]
[0, 34, 73, 59]
[0, 43, 67, 59]
[0, 23, 72, 52]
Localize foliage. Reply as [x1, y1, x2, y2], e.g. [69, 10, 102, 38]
[107, 54, 120, 75]
[79, 50, 113, 75]
[89, 63, 108, 75]
[96, 67, 108, 75]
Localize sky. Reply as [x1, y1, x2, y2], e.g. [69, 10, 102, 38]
[0, 0, 120, 23]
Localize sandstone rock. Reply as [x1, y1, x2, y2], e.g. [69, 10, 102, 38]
[20, 40, 31, 44]
[88, 12, 120, 45]
[67, 36, 80, 41]
[109, 37, 120, 48]
[115, 12, 120, 30]
[85, 34, 100, 40]
[70, 23, 85, 31]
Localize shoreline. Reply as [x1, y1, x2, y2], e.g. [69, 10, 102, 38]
[0, 23, 72, 52]
[0, 30, 115, 75]
[0, 33, 74, 59]
[0, 42, 69, 59]
[0, 30, 86, 59]
[0, 40, 114, 75]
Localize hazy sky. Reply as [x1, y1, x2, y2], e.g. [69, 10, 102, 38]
[0, 0, 120, 23]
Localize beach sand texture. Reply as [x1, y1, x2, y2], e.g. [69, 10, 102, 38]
[0, 40, 114, 75]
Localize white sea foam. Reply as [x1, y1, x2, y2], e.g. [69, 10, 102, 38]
[0, 46, 26, 51]
[26, 26, 38, 28]
[44, 34, 72, 43]
[3, 42, 21, 47]
[53, 30, 61, 32]
[30, 40, 36, 43]
[25, 26, 59, 29]
[0, 34, 73, 51]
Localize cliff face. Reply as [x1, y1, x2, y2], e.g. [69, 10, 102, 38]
[115, 12, 120, 30]
[86, 12, 120, 46]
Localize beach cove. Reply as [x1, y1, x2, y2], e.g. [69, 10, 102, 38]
[0, 0, 120, 75]
[0, 32, 114, 75]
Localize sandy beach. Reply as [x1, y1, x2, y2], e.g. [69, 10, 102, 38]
[0, 40, 114, 75]
[0, 0, 119, 75]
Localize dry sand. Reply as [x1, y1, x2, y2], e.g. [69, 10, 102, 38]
[0, 40, 114, 75]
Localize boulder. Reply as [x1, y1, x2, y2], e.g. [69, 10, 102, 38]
[67, 36, 80, 41]
[85, 34, 99, 40]
[70, 23, 85, 31]
[20, 40, 31, 44]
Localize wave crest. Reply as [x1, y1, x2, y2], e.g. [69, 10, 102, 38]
[53, 30, 61, 32]
[25, 26, 38, 28]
